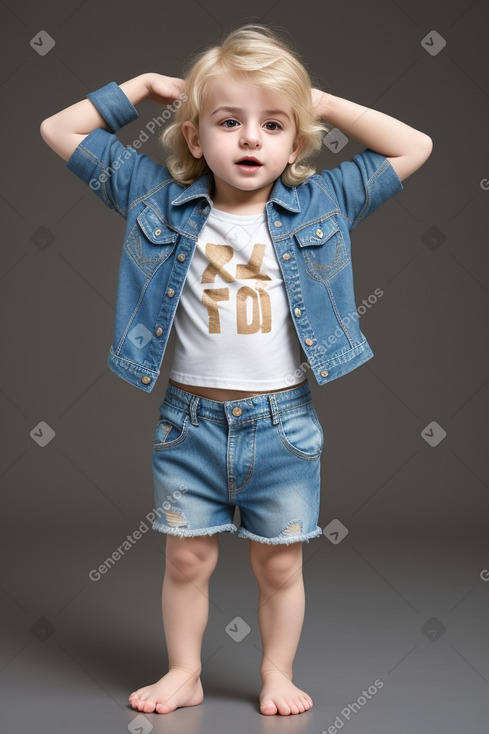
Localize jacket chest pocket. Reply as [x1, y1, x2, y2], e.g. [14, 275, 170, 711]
[295, 218, 349, 283]
[125, 204, 178, 277]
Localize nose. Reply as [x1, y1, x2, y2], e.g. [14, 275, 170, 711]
[239, 123, 262, 148]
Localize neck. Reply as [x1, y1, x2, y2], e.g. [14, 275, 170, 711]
[209, 178, 272, 215]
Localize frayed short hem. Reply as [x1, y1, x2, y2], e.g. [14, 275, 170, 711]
[236, 525, 323, 545]
[152, 521, 238, 538]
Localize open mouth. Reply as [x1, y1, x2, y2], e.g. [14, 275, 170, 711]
[236, 158, 263, 171]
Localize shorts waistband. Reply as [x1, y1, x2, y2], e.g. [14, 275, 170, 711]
[161, 380, 313, 426]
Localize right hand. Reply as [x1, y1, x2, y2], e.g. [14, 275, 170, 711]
[144, 73, 187, 106]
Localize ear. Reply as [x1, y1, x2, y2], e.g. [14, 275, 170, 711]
[288, 135, 306, 165]
[181, 121, 203, 159]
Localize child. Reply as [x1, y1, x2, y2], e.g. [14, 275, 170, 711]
[40, 24, 432, 717]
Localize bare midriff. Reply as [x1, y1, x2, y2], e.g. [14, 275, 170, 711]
[168, 378, 308, 401]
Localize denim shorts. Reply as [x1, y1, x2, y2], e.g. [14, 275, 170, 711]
[151, 379, 324, 545]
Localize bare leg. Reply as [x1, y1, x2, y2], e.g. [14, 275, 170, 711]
[249, 540, 314, 716]
[129, 533, 219, 714]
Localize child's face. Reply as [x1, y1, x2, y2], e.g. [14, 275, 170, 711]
[182, 72, 304, 207]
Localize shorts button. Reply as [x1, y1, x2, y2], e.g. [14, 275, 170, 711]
[305, 337, 313, 346]
[141, 376, 151, 385]
[232, 407, 242, 416]
[321, 370, 328, 377]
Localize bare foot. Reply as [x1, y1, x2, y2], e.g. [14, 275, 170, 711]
[128, 668, 203, 714]
[259, 671, 313, 715]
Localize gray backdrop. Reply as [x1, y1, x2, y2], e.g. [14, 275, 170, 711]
[1, 0, 488, 732]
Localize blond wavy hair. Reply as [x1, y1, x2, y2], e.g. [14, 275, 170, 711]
[159, 24, 330, 187]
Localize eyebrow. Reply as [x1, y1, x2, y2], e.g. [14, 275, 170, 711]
[210, 105, 291, 120]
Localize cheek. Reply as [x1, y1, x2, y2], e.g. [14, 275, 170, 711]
[202, 132, 230, 153]
[274, 141, 294, 163]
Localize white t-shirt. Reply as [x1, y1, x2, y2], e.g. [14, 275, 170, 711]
[169, 204, 304, 389]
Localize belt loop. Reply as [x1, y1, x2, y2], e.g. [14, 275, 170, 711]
[189, 395, 200, 426]
[268, 393, 280, 425]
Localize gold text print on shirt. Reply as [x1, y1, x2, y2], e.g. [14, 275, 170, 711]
[201, 243, 272, 334]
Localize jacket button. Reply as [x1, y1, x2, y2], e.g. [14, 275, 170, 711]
[282, 253, 291, 260]
[305, 337, 313, 346]
[294, 308, 301, 317]
[232, 407, 242, 416]
[155, 326, 163, 337]
[154, 228, 162, 236]
[274, 220, 282, 227]
[321, 370, 328, 377]
[167, 288, 175, 297]
[141, 376, 151, 385]
[177, 253, 186, 261]
[316, 228, 323, 238]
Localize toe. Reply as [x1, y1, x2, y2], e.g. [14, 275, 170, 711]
[260, 700, 278, 715]
[277, 700, 291, 715]
[128, 696, 141, 711]
[131, 687, 146, 698]
[155, 701, 174, 714]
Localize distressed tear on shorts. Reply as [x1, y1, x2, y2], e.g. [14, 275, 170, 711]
[283, 521, 302, 535]
[165, 509, 187, 528]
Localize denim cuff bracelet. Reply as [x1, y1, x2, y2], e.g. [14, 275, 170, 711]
[87, 81, 139, 132]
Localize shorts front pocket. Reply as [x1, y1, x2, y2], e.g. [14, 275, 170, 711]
[276, 402, 324, 460]
[153, 401, 190, 450]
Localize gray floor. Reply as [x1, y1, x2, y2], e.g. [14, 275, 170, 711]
[2, 526, 488, 733]
[3, 0, 489, 731]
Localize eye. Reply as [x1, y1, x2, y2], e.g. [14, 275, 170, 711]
[220, 118, 239, 128]
[264, 121, 283, 131]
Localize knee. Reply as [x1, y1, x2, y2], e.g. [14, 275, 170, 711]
[166, 536, 219, 582]
[250, 546, 302, 589]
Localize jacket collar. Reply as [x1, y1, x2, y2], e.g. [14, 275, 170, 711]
[170, 172, 301, 213]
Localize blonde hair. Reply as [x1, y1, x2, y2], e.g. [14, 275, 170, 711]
[159, 24, 330, 187]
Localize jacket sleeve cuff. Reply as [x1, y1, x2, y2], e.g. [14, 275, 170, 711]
[86, 81, 139, 132]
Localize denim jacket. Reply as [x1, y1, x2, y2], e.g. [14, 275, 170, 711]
[65, 82, 403, 393]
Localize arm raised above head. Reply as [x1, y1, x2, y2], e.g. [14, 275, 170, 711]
[312, 88, 433, 182]
[40, 74, 186, 218]
[40, 73, 186, 162]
